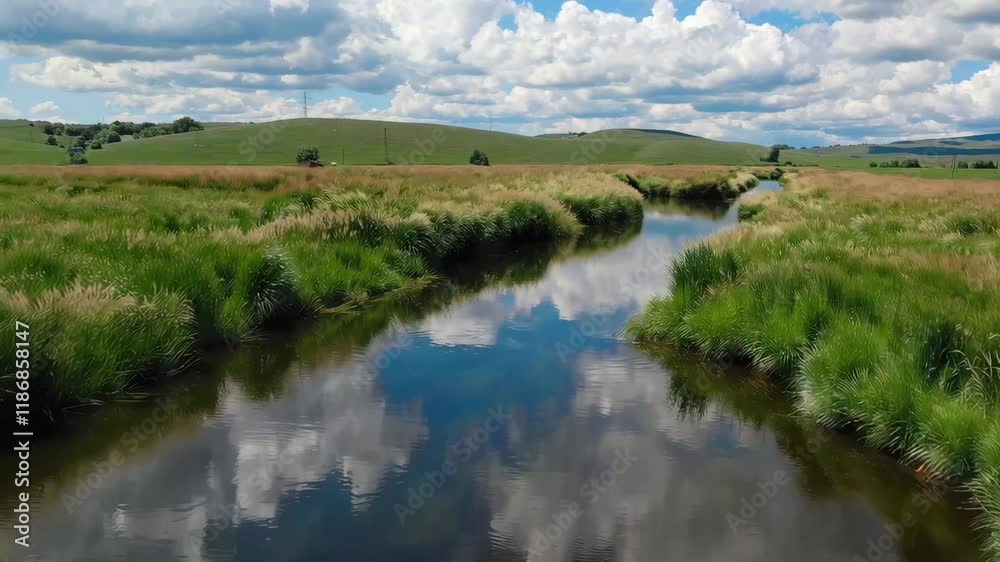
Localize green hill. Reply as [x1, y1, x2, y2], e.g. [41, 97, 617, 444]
[788, 132, 1000, 169]
[0, 118, 767, 166]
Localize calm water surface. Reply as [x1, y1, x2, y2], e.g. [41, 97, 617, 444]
[0, 182, 985, 562]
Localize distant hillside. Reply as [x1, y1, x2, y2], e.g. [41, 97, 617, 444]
[791, 132, 1000, 167]
[0, 118, 767, 166]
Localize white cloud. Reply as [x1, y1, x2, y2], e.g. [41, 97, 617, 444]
[2, 0, 998, 142]
[0, 98, 19, 118]
[30, 100, 60, 115]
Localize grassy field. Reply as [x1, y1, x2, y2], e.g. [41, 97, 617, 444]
[5, 117, 998, 174]
[0, 164, 661, 413]
[0, 118, 770, 166]
[628, 169, 1000, 557]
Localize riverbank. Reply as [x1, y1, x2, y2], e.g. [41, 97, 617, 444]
[613, 169, 762, 199]
[628, 169, 1000, 557]
[0, 166, 647, 414]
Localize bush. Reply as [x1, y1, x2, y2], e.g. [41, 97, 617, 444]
[958, 162, 969, 169]
[469, 149, 490, 166]
[766, 146, 781, 163]
[68, 153, 88, 165]
[171, 116, 203, 134]
[43, 124, 56, 135]
[137, 126, 170, 139]
[869, 161, 878, 168]
[90, 141, 103, 150]
[45, 135, 57, 146]
[296, 145, 320, 165]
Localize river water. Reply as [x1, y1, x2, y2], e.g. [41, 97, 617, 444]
[0, 181, 984, 562]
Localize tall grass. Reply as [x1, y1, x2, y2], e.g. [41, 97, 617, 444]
[0, 166, 641, 412]
[613, 170, 759, 200]
[628, 169, 1000, 559]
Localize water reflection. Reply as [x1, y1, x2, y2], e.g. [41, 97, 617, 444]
[0, 183, 984, 562]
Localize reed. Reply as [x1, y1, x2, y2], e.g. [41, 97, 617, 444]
[628, 169, 1000, 558]
[0, 166, 641, 412]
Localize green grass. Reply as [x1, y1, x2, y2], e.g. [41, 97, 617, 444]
[613, 170, 760, 200]
[628, 170, 1000, 559]
[0, 118, 769, 166]
[0, 166, 642, 413]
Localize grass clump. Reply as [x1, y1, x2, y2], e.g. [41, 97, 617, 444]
[612, 169, 759, 201]
[628, 169, 1000, 559]
[738, 202, 766, 222]
[0, 166, 641, 413]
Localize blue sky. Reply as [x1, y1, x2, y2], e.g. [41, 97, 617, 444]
[1, 0, 997, 145]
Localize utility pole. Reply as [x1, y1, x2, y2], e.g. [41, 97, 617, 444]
[384, 128, 389, 163]
[303, 91, 309, 119]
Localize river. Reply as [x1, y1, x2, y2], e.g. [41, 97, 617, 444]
[0, 181, 984, 562]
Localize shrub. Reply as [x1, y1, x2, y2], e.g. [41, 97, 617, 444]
[766, 146, 781, 163]
[137, 126, 170, 139]
[45, 135, 57, 146]
[869, 161, 878, 168]
[68, 153, 88, 165]
[296, 145, 320, 165]
[469, 149, 490, 166]
[958, 161, 969, 169]
[90, 141, 103, 150]
[171, 116, 204, 134]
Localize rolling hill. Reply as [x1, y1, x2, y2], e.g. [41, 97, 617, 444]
[0, 118, 767, 166]
[788, 132, 1000, 168]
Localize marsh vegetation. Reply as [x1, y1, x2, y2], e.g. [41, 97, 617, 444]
[0, 165, 646, 412]
[629, 169, 1000, 555]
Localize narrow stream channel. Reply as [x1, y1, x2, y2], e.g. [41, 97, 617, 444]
[0, 181, 985, 562]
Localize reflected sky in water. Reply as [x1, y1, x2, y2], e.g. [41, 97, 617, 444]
[0, 183, 984, 562]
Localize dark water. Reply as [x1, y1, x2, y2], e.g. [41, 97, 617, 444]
[1, 182, 985, 562]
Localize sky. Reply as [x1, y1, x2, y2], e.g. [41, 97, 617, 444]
[0, 0, 997, 146]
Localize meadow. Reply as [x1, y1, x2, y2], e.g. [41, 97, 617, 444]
[0, 118, 768, 166]
[0, 165, 660, 413]
[628, 169, 1000, 555]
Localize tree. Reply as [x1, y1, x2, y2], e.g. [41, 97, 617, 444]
[869, 161, 878, 168]
[171, 116, 203, 134]
[137, 126, 169, 139]
[469, 149, 490, 166]
[81, 129, 94, 141]
[45, 135, 58, 146]
[43, 124, 56, 135]
[957, 161, 969, 169]
[68, 153, 88, 165]
[296, 145, 320, 165]
[766, 146, 781, 163]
